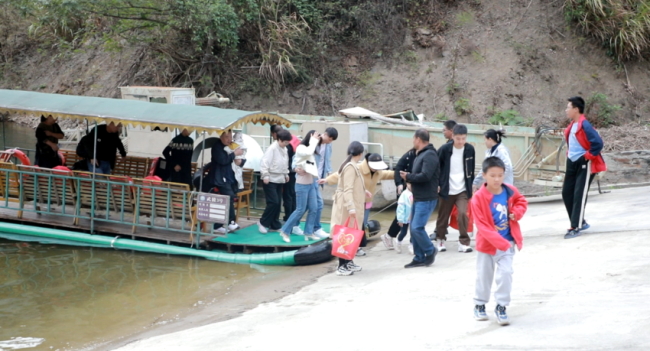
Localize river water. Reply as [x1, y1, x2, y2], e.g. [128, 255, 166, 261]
[0, 121, 397, 350]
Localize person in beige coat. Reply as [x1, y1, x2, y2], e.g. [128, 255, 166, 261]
[326, 153, 393, 256]
[258, 130, 292, 233]
[323, 141, 370, 276]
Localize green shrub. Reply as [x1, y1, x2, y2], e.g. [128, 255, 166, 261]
[454, 98, 472, 115]
[488, 108, 525, 126]
[564, 0, 650, 61]
[585, 92, 621, 127]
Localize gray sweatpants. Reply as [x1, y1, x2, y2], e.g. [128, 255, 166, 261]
[473, 242, 515, 306]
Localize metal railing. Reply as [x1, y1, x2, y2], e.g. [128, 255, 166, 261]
[0, 166, 209, 245]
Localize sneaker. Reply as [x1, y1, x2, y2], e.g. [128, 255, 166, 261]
[356, 248, 367, 256]
[458, 243, 473, 253]
[304, 234, 319, 241]
[408, 243, 414, 255]
[346, 261, 362, 272]
[314, 228, 329, 238]
[393, 238, 402, 254]
[381, 234, 394, 250]
[336, 265, 354, 276]
[424, 247, 437, 266]
[474, 304, 488, 321]
[468, 232, 474, 238]
[404, 260, 426, 269]
[580, 220, 590, 232]
[495, 305, 509, 325]
[228, 222, 240, 232]
[564, 229, 581, 239]
[215, 227, 226, 234]
[279, 231, 291, 243]
[436, 239, 446, 252]
[292, 226, 304, 235]
[257, 221, 268, 234]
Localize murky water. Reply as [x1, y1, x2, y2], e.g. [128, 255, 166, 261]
[1, 121, 37, 163]
[0, 239, 280, 350]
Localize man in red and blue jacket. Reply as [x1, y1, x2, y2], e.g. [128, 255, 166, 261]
[562, 96, 607, 239]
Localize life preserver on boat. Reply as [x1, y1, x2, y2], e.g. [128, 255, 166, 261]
[293, 241, 333, 265]
[5, 148, 31, 166]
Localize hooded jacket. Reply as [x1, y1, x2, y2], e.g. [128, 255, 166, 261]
[260, 141, 290, 183]
[471, 183, 528, 255]
[405, 143, 439, 202]
[564, 115, 606, 174]
[473, 143, 514, 186]
[438, 142, 475, 199]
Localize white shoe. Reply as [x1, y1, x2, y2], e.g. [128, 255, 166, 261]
[356, 248, 367, 256]
[314, 228, 329, 238]
[304, 234, 319, 241]
[381, 234, 394, 249]
[393, 238, 402, 254]
[216, 227, 226, 234]
[228, 221, 240, 232]
[292, 226, 304, 235]
[257, 221, 268, 234]
[408, 243, 414, 255]
[468, 232, 474, 238]
[436, 239, 446, 252]
[458, 243, 473, 253]
[280, 231, 291, 243]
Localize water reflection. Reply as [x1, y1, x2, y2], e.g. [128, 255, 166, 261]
[0, 239, 269, 350]
[1, 121, 37, 163]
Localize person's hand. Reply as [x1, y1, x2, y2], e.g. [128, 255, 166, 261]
[317, 178, 327, 185]
[397, 184, 403, 195]
[234, 148, 244, 156]
[312, 132, 321, 140]
[365, 190, 372, 198]
[295, 167, 306, 176]
[398, 222, 403, 227]
[174, 165, 181, 172]
[234, 159, 242, 166]
[45, 130, 52, 137]
[399, 171, 408, 180]
[51, 144, 59, 151]
[90, 159, 98, 166]
[509, 213, 516, 221]
[438, 186, 441, 193]
[263, 178, 270, 185]
[285, 175, 290, 182]
[349, 210, 356, 219]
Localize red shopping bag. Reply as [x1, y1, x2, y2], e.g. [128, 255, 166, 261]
[449, 198, 474, 230]
[331, 217, 365, 260]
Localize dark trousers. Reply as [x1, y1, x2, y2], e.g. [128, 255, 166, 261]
[261, 182, 284, 230]
[169, 169, 192, 189]
[387, 217, 401, 238]
[212, 182, 238, 228]
[435, 191, 471, 246]
[282, 173, 297, 221]
[562, 156, 596, 229]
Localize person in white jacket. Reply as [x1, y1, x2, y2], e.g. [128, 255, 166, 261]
[278, 130, 325, 242]
[257, 130, 292, 234]
[473, 129, 514, 191]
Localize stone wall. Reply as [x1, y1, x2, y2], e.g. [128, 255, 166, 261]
[601, 151, 650, 185]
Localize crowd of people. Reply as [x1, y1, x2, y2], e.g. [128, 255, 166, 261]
[32, 96, 605, 325]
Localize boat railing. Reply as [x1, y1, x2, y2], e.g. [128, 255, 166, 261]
[0, 164, 209, 245]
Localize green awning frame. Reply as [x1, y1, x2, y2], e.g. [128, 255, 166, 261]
[0, 89, 290, 133]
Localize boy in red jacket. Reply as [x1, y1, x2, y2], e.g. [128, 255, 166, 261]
[471, 157, 528, 326]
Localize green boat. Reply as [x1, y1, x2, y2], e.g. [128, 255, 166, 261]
[0, 89, 332, 266]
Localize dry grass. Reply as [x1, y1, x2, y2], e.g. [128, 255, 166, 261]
[599, 124, 650, 152]
[565, 0, 650, 61]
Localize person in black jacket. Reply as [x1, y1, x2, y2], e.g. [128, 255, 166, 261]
[399, 129, 440, 268]
[207, 130, 244, 234]
[380, 148, 416, 251]
[442, 120, 457, 143]
[271, 125, 297, 226]
[434, 124, 475, 253]
[35, 115, 64, 168]
[162, 129, 194, 188]
[80, 122, 127, 175]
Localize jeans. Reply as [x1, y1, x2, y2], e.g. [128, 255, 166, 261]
[261, 182, 283, 230]
[397, 223, 410, 242]
[410, 200, 437, 262]
[87, 160, 112, 175]
[282, 173, 297, 221]
[313, 180, 324, 232]
[281, 182, 318, 235]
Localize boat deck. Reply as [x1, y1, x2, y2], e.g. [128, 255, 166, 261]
[207, 223, 330, 253]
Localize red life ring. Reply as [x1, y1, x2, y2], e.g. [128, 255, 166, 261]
[6, 148, 31, 166]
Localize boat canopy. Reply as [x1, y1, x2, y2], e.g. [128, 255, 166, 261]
[0, 89, 290, 133]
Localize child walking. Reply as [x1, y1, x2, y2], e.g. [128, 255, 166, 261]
[471, 157, 528, 326]
[394, 181, 413, 254]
